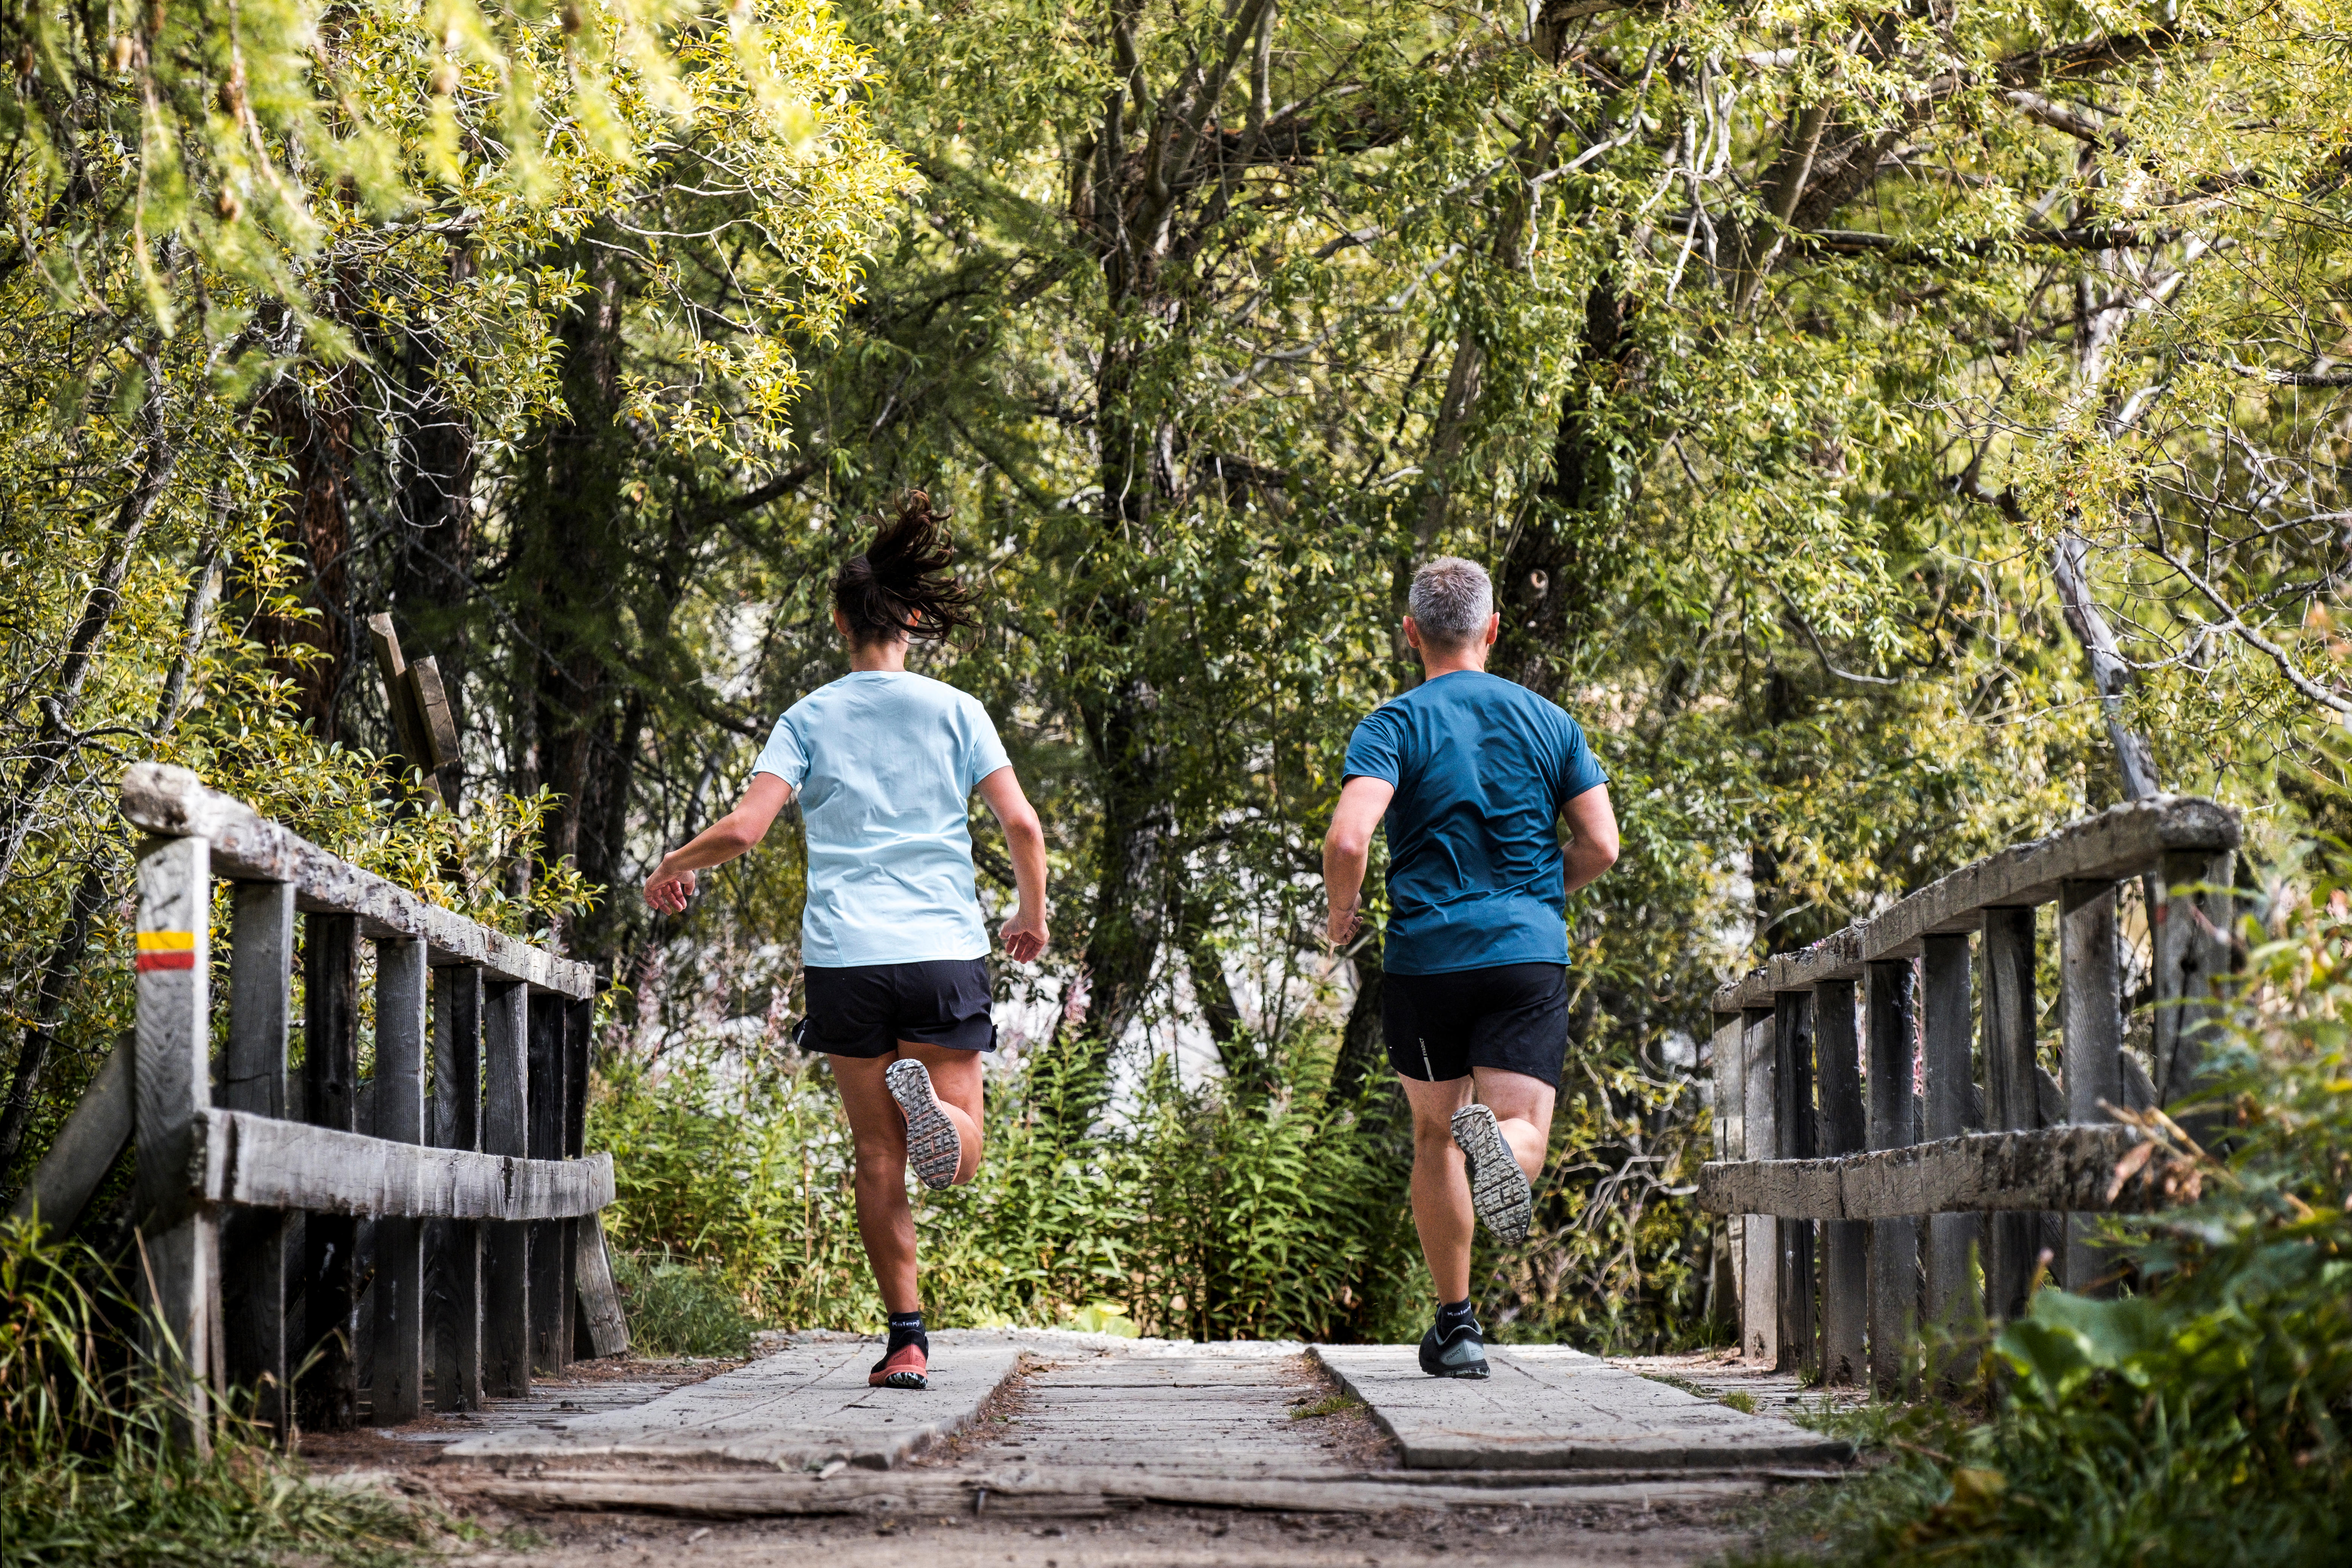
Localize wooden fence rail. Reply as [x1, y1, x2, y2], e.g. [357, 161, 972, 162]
[1698, 795, 2237, 1392]
[8, 765, 627, 1450]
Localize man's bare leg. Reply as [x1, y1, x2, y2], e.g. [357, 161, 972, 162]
[1470, 1065, 1556, 1182]
[1398, 1074, 1476, 1301]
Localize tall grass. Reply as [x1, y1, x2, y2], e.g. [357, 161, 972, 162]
[592, 1034, 1433, 1342]
[0, 1219, 432, 1566]
[1741, 864, 2352, 1568]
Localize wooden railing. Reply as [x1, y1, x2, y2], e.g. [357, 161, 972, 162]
[1697, 796, 2237, 1392]
[9, 766, 626, 1447]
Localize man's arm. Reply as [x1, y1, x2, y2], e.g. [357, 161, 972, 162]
[1561, 784, 1619, 896]
[643, 773, 795, 913]
[1323, 775, 1396, 944]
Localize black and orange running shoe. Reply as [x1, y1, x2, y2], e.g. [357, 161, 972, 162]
[869, 1342, 930, 1390]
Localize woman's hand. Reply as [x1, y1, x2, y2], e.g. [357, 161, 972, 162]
[644, 860, 698, 914]
[1000, 910, 1049, 964]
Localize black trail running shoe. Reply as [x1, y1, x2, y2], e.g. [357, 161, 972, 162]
[1452, 1102, 1533, 1243]
[1419, 1319, 1490, 1378]
[886, 1058, 962, 1190]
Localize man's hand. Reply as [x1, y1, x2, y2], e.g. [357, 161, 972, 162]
[1000, 910, 1050, 964]
[643, 861, 698, 914]
[1327, 899, 1361, 947]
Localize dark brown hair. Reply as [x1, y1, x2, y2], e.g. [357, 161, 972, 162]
[832, 490, 978, 645]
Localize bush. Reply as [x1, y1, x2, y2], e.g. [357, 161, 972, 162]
[591, 1031, 1432, 1342]
[0, 1219, 433, 1566]
[1741, 863, 2352, 1568]
[609, 1250, 760, 1357]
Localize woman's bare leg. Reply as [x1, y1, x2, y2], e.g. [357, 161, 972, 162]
[830, 1045, 989, 1314]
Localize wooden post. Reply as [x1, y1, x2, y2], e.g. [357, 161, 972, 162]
[2060, 879, 2123, 1293]
[481, 980, 531, 1397]
[2153, 847, 2234, 1132]
[300, 913, 361, 1432]
[133, 833, 217, 1451]
[370, 939, 429, 1423]
[527, 992, 571, 1375]
[429, 964, 484, 1411]
[1739, 1006, 1778, 1366]
[1707, 1012, 1744, 1338]
[221, 879, 294, 1441]
[1980, 907, 2040, 1320]
[1920, 934, 1980, 1381]
[1813, 978, 1866, 1385]
[1865, 959, 1919, 1397]
[1773, 990, 1816, 1377]
[565, 993, 593, 1358]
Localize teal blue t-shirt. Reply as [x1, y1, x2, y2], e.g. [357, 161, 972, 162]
[1341, 670, 1608, 976]
[753, 672, 1011, 968]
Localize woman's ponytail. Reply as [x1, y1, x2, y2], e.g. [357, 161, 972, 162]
[832, 490, 978, 646]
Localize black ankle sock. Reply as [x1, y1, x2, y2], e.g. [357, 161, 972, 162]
[1435, 1298, 1478, 1335]
[886, 1311, 927, 1357]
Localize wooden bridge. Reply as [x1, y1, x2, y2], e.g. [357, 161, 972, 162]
[12, 765, 624, 1445]
[6, 779, 2241, 1554]
[1697, 794, 2236, 1389]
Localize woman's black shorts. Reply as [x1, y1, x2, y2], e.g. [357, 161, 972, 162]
[1382, 962, 1570, 1088]
[800, 959, 997, 1058]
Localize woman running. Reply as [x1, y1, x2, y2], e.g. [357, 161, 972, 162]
[642, 492, 1049, 1391]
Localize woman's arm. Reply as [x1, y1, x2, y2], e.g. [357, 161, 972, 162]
[974, 766, 1050, 963]
[643, 773, 795, 913]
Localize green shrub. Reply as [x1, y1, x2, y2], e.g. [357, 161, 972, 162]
[0, 1218, 432, 1566]
[609, 1250, 760, 1357]
[1741, 866, 2352, 1568]
[591, 1031, 1429, 1342]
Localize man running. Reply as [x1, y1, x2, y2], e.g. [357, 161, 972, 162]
[1323, 557, 1619, 1380]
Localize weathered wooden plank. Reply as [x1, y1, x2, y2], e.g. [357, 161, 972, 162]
[1772, 992, 1815, 1378]
[1980, 907, 2040, 1321]
[469, 1468, 1768, 1519]
[481, 980, 531, 1399]
[2060, 879, 2123, 1294]
[2153, 848, 2234, 1119]
[1812, 980, 1865, 1387]
[1920, 934, 1979, 1381]
[219, 885, 289, 1437]
[1712, 796, 2239, 1012]
[7, 1035, 132, 1231]
[1711, 1012, 1746, 1316]
[1312, 1344, 1851, 1470]
[187, 1110, 614, 1219]
[430, 965, 484, 1412]
[526, 993, 571, 1376]
[134, 833, 217, 1451]
[1866, 961, 1919, 1396]
[1695, 1123, 2199, 1220]
[1738, 1008, 1778, 1367]
[371, 939, 429, 1423]
[574, 1214, 630, 1359]
[368, 614, 444, 808]
[119, 764, 592, 999]
[301, 911, 361, 1432]
[438, 1335, 1027, 1470]
[221, 881, 292, 1438]
[408, 655, 462, 772]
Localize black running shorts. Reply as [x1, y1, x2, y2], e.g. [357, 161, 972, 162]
[801, 959, 997, 1058]
[1382, 963, 1571, 1088]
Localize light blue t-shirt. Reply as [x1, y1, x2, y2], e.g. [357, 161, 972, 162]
[752, 672, 1011, 968]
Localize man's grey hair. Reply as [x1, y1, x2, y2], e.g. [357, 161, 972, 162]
[1408, 557, 1494, 647]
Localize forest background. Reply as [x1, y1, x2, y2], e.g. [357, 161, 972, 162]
[6, 0, 2352, 1359]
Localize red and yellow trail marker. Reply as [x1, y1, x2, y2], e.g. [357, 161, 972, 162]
[135, 931, 197, 972]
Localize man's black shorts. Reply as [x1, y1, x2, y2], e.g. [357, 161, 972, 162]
[800, 959, 997, 1058]
[1382, 963, 1570, 1088]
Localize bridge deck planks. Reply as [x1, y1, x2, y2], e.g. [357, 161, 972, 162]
[1314, 1344, 1851, 1471]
